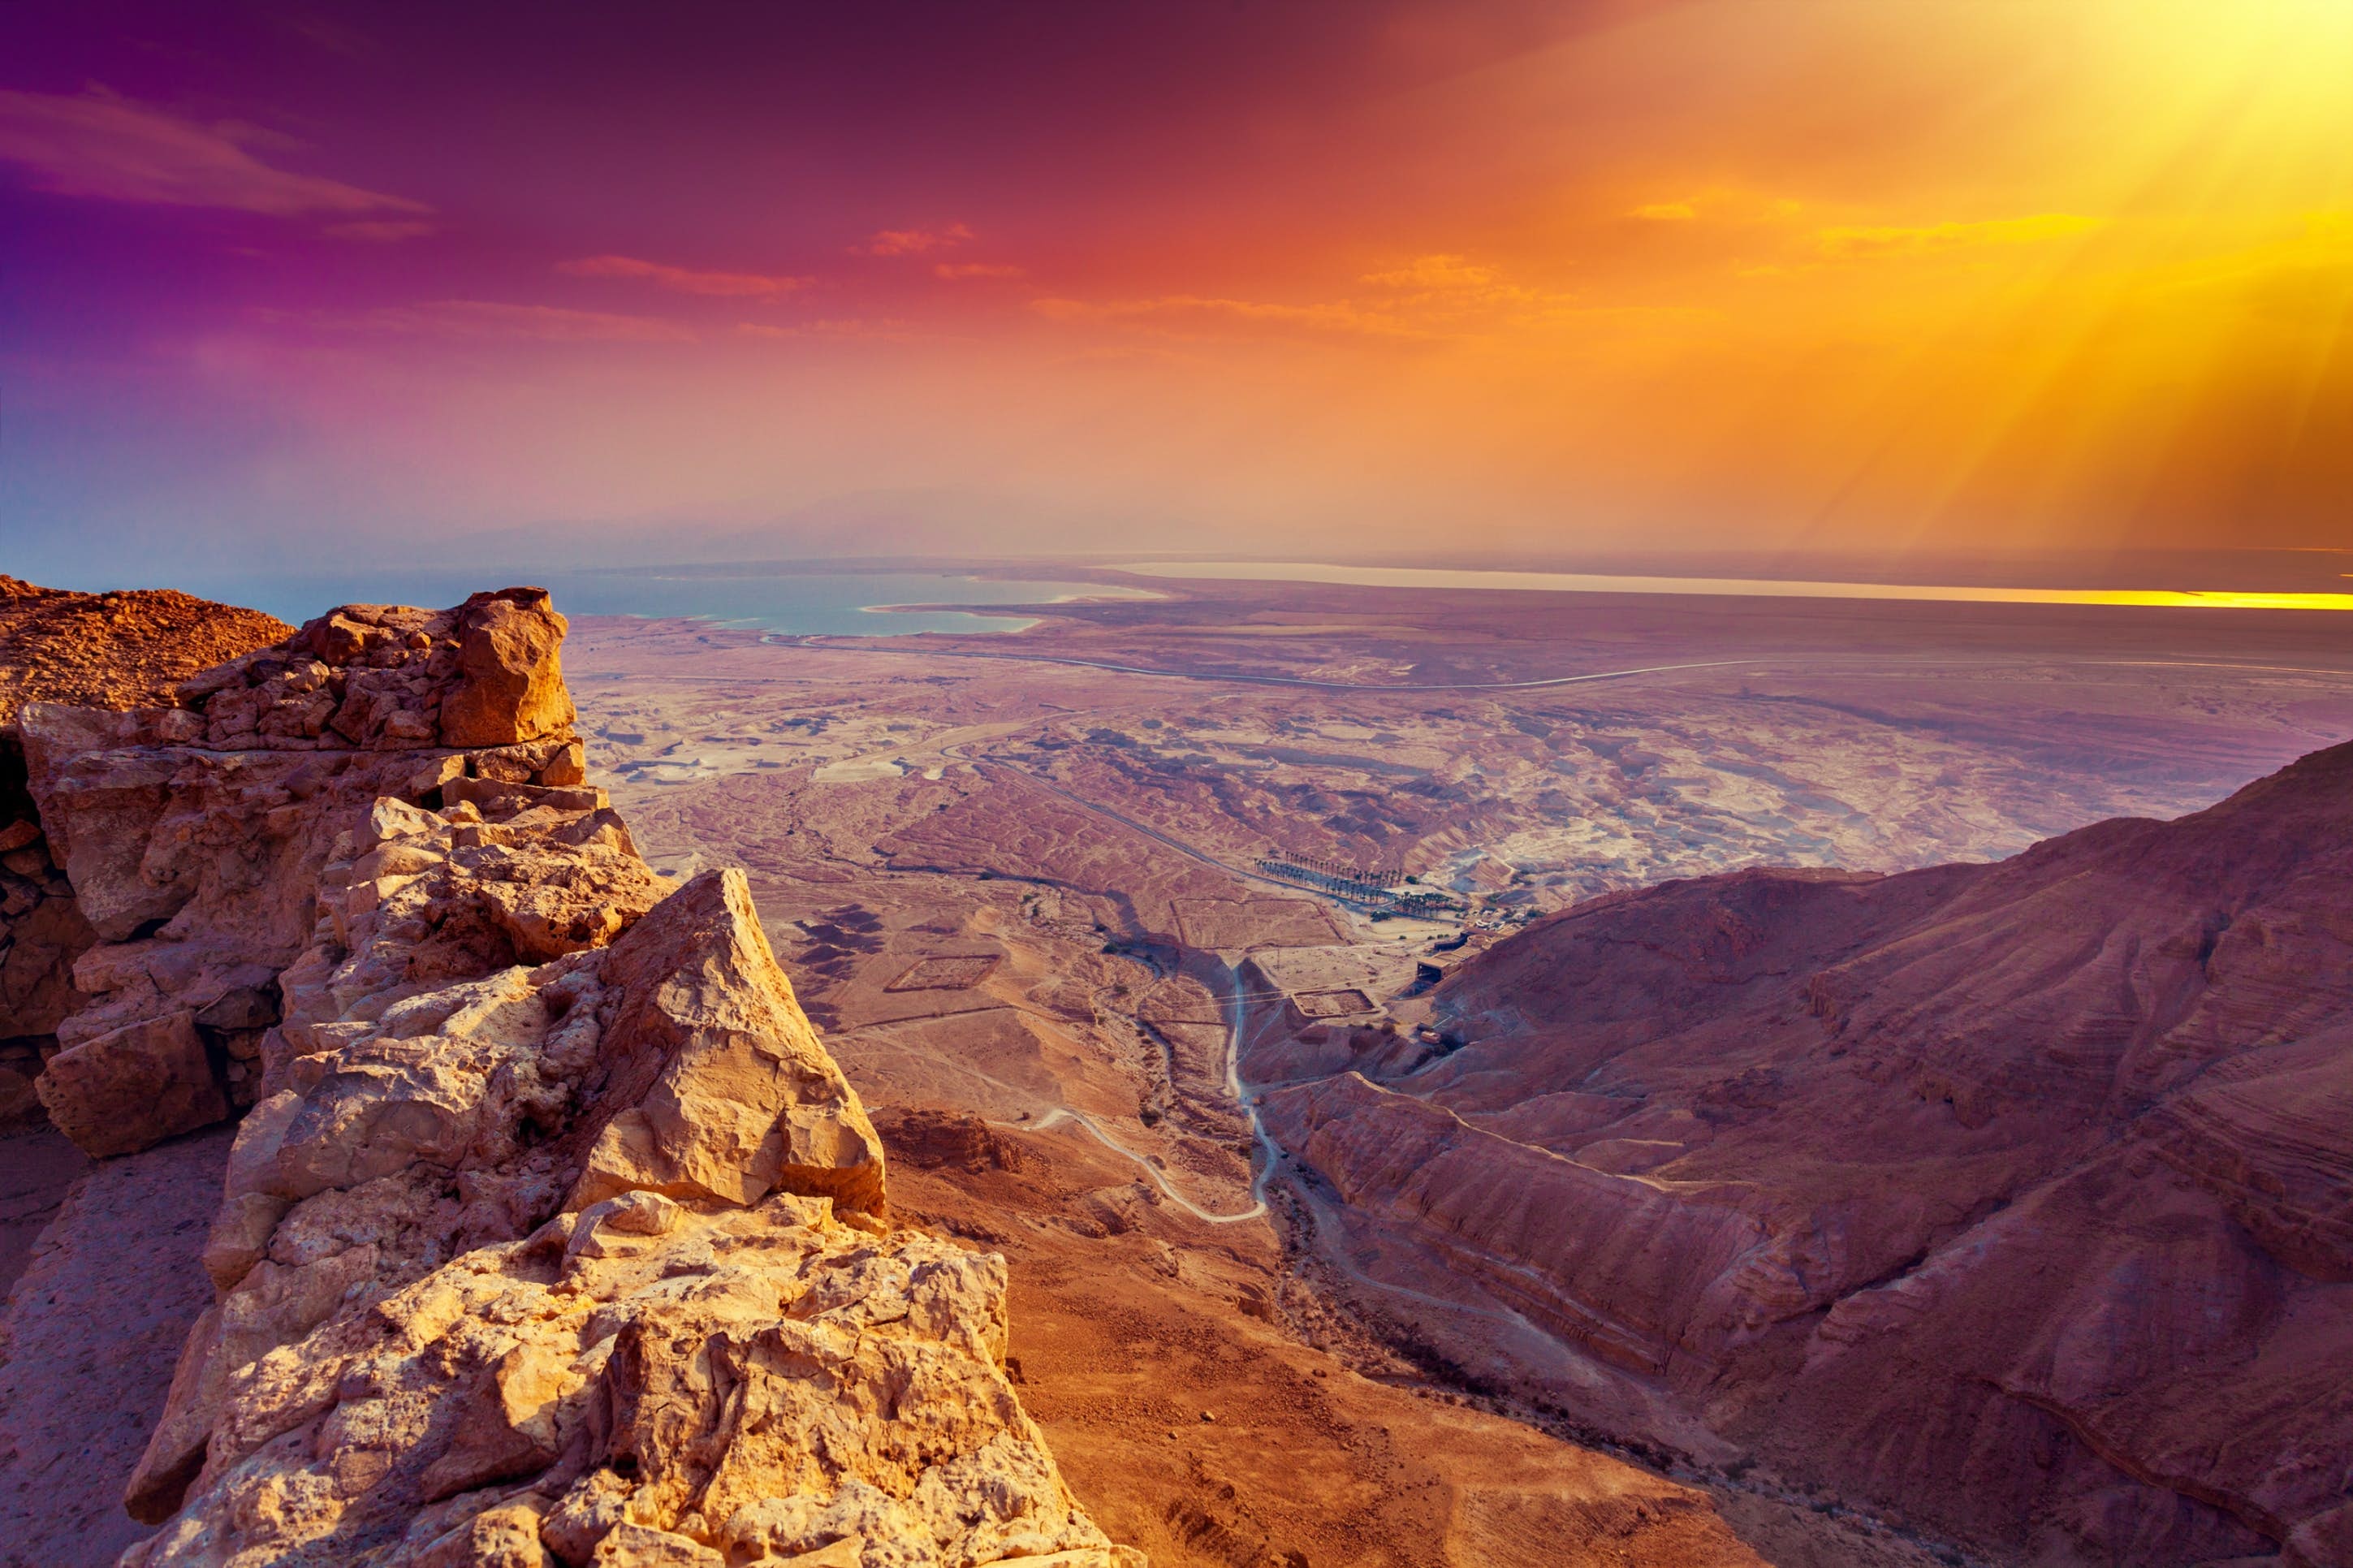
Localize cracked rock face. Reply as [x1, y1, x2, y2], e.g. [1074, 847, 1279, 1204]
[171, 588, 575, 755]
[119, 815, 1126, 1568]
[125, 1194, 1132, 1568]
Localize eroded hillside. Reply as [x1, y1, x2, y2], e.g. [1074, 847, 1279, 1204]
[1259, 740, 2353, 1566]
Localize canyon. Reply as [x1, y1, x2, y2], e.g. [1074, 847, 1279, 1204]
[4, 568, 2350, 1566]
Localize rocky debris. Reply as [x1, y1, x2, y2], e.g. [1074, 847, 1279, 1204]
[0, 579, 291, 1089]
[1266, 736, 2353, 1565]
[0, 577, 293, 729]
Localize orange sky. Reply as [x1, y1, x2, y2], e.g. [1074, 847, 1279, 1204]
[5, 0, 2349, 572]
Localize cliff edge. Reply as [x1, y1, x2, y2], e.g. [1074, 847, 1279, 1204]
[5, 588, 1141, 1568]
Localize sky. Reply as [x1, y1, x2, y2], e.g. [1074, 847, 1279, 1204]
[2, 1, 2350, 583]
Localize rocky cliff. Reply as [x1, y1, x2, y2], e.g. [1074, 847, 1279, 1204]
[1260, 740, 2353, 1566]
[5, 589, 1140, 1568]
[0, 577, 292, 1121]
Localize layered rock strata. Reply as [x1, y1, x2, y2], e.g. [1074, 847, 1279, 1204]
[1260, 738, 2353, 1566]
[12, 590, 1137, 1567]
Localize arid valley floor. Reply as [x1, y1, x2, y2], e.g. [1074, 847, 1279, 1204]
[6, 569, 2351, 1566]
[550, 572, 2353, 1567]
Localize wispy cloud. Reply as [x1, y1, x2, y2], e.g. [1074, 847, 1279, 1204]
[1360, 254, 1498, 289]
[1816, 213, 2101, 261]
[1358, 253, 1579, 325]
[1631, 201, 1696, 222]
[271, 300, 695, 343]
[858, 222, 973, 257]
[935, 261, 1025, 280]
[737, 317, 920, 341]
[326, 218, 436, 243]
[558, 254, 811, 299]
[1036, 253, 1588, 343]
[0, 87, 425, 217]
[1032, 294, 1423, 339]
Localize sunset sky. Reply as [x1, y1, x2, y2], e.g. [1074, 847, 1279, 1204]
[4, 1, 2349, 581]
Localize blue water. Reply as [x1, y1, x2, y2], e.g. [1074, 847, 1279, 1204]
[163, 568, 1138, 636]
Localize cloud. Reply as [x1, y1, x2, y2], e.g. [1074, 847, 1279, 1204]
[858, 222, 973, 256]
[934, 261, 1025, 279]
[737, 317, 920, 340]
[557, 254, 811, 298]
[1816, 213, 2102, 261]
[0, 87, 426, 216]
[326, 219, 436, 242]
[1632, 201, 1696, 222]
[1361, 253, 1499, 289]
[274, 300, 696, 343]
[1037, 253, 1589, 343]
[1031, 294, 1422, 339]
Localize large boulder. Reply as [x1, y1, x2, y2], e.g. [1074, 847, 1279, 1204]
[566, 870, 887, 1217]
[438, 590, 576, 748]
[33, 1010, 224, 1159]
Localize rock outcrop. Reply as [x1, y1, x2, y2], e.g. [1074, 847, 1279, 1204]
[6, 586, 1138, 1567]
[1260, 738, 2353, 1566]
[17, 590, 600, 1159]
[0, 578, 292, 1119]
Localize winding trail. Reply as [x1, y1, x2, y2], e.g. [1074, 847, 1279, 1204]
[999, 1108, 1267, 1225]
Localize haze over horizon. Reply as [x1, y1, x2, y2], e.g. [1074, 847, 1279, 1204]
[5, 1, 2350, 583]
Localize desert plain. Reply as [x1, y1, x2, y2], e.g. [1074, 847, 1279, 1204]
[6, 567, 2351, 1566]
[550, 570, 2353, 1566]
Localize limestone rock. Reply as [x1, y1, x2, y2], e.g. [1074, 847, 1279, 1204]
[0, 845, 96, 1039]
[439, 590, 576, 749]
[102, 588, 585, 757]
[566, 870, 886, 1218]
[116, 820, 1125, 1567]
[6, 581, 1136, 1568]
[123, 1196, 1133, 1568]
[13, 587, 600, 1158]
